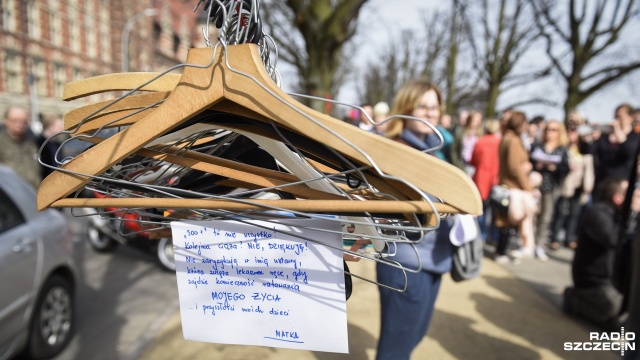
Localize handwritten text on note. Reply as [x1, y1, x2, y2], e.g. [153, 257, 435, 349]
[170, 218, 348, 353]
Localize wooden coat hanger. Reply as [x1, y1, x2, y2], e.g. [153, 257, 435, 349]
[39, 43, 481, 216]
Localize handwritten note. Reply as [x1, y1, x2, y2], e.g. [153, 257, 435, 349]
[170, 218, 349, 353]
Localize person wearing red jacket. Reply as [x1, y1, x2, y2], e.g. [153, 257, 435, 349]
[470, 119, 501, 242]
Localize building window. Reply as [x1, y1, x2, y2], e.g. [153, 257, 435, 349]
[85, 0, 97, 57]
[4, 52, 23, 94]
[53, 64, 66, 99]
[69, 19, 80, 52]
[153, 21, 161, 42]
[99, 1, 110, 63]
[30, 58, 47, 97]
[1, 0, 16, 32]
[49, 0, 62, 46]
[72, 68, 83, 82]
[68, 0, 80, 52]
[27, 0, 41, 39]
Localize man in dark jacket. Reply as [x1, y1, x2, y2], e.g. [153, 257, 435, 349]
[564, 177, 628, 330]
[592, 104, 639, 196]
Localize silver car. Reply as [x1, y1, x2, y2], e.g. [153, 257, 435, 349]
[0, 166, 76, 359]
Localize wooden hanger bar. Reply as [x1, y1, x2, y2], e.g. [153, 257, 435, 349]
[64, 92, 169, 131]
[62, 72, 180, 101]
[50, 198, 459, 214]
[39, 44, 481, 215]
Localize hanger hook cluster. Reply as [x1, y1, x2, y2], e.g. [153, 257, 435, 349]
[194, 0, 263, 46]
[193, 0, 279, 85]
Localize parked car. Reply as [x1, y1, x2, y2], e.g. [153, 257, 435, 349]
[85, 201, 175, 272]
[0, 166, 76, 359]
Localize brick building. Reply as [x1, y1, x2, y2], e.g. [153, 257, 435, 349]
[0, 0, 207, 128]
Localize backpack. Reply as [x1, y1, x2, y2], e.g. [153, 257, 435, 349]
[449, 214, 483, 282]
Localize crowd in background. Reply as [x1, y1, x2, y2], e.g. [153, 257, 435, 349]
[0, 106, 66, 189]
[345, 100, 640, 261]
[344, 92, 640, 341]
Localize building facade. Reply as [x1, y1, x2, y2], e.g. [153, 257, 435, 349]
[0, 0, 206, 126]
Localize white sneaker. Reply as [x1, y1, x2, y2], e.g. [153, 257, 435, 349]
[520, 248, 535, 258]
[509, 249, 523, 259]
[535, 246, 549, 261]
[511, 248, 534, 259]
[495, 255, 521, 265]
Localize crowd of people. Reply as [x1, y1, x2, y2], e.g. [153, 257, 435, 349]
[346, 99, 639, 263]
[345, 84, 640, 357]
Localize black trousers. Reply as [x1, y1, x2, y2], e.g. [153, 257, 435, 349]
[495, 226, 519, 255]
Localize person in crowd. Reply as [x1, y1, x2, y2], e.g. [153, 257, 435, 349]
[494, 111, 536, 264]
[592, 104, 640, 197]
[451, 110, 482, 176]
[37, 114, 65, 178]
[379, 79, 453, 360]
[530, 120, 570, 260]
[357, 103, 374, 131]
[632, 107, 640, 132]
[566, 110, 585, 128]
[437, 113, 455, 163]
[455, 110, 469, 132]
[0, 106, 41, 188]
[372, 101, 390, 135]
[523, 115, 544, 151]
[564, 178, 631, 330]
[499, 108, 513, 133]
[470, 119, 501, 242]
[550, 123, 594, 250]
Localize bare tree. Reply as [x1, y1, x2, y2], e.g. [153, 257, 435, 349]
[432, 0, 486, 114]
[262, 0, 369, 113]
[530, 0, 640, 118]
[357, 3, 485, 116]
[467, 0, 542, 117]
[358, 29, 423, 106]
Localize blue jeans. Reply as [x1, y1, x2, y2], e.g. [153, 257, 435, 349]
[479, 200, 500, 243]
[376, 262, 442, 360]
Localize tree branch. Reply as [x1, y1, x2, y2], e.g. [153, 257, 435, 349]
[502, 97, 559, 109]
[581, 61, 640, 98]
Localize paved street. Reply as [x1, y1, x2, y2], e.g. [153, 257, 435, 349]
[51, 213, 179, 360]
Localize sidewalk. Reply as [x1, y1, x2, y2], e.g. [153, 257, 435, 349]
[140, 248, 617, 360]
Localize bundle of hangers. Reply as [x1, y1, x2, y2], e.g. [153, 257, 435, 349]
[37, 0, 481, 290]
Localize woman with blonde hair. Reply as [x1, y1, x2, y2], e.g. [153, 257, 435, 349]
[530, 120, 570, 260]
[378, 79, 454, 359]
[384, 79, 448, 159]
[550, 123, 594, 250]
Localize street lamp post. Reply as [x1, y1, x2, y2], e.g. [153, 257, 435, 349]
[121, 8, 158, 72]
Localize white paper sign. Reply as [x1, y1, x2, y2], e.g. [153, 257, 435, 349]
[170, 218, 348, 353]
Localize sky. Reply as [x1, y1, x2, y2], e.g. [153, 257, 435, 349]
[280, 0, 639, 124]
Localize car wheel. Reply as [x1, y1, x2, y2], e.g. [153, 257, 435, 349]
[87, 221, 118, 252]
[156, 237, 175, 271]
[26, 274, 75, 359]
